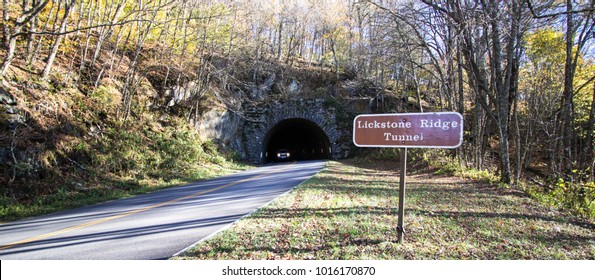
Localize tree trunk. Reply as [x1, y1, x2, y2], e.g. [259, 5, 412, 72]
[77, 0, 97, 82]
[560, 0, 576, 174]
[277, 19, 283, 60]
[0, 35, 18, 75]
[585, 82, 595, 180]
[41, 0, 73, 79]
[91, 2, 125, 69]
[457, 43, 464, 116]
[489, 0, 511, 184]
[1, 0, 8, 46]
[30, 1, 57, 67]
[329, 36, 340, 80]
[513, 77, 521, 186]
[121, 0, 162, 121]
[25, 0, 39, 66]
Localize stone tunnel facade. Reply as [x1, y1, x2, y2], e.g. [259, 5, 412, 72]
[197, 99, 350, 164]
[242, 99, 347, 164]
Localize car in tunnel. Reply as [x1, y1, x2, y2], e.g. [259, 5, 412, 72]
[276, 149, 291, 160]
[263, 118, 332, 163]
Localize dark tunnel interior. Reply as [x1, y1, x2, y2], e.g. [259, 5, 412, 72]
[263, 118, 331, 162]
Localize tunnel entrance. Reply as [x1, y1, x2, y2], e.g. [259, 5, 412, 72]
[263, 118, 331, 162]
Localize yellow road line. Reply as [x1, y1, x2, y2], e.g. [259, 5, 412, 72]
[0, 163, 294, 251]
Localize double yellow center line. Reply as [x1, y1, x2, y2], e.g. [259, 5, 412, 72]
[0, 163, 295, 251]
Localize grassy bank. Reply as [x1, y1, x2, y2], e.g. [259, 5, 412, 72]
[1, 105, 251, 222]
[0, 160, 248, 223]
[176, 158, 595, 260]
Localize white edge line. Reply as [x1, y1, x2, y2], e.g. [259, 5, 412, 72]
[170, 161, 328, 258]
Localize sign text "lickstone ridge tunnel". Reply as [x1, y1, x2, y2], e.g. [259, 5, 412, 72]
[353, 112, 463, 149]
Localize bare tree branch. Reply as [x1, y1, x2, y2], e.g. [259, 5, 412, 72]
[525, 0, 595, 19]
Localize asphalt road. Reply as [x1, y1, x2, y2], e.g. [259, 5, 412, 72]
[0, 160, 326, 260]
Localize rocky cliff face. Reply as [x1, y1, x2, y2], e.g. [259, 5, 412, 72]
[0, 86, 26, 172]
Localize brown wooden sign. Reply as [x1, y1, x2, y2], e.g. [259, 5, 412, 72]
[353, 112, 463, 148]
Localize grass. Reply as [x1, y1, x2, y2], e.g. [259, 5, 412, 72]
[176, 158, 595, 260]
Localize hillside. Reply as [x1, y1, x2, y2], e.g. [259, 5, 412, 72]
[0, 47, 244, 221]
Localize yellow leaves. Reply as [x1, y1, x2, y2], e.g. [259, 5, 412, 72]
[525, 28, 565, 65]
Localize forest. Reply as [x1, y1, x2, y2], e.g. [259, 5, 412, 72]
[0, 0, 594, 219]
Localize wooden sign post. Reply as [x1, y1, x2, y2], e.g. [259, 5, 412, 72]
[353, 112, 463, 243]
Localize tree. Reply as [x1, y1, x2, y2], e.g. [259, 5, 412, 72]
[520, 28, 566, 175]
[41, 0, 74, 79]
[419, 0, 527, 184]
[526, 0, 595, 178]
[1, 0, 50, 75]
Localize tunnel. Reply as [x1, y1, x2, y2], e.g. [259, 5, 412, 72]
[263, 118, 331, 162]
